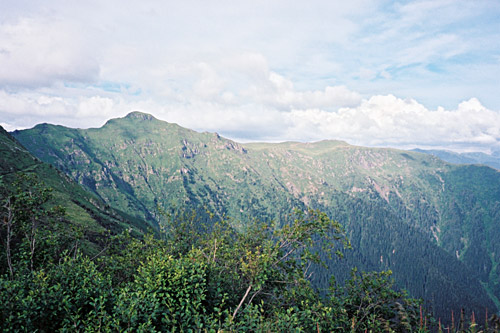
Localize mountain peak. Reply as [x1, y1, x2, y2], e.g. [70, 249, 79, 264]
[102, 111, 162, 128]
[124, 111, 157, 121]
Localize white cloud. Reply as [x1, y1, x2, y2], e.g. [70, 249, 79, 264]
[282, 95, 500, 151]
[0, 0, 499, 155]
[192, 63, 226, 100]
[77, 97, 115, 118]
[396, 34, 465, 66]
[0, 18, 99, 88]
[2, 83, 499, 153]
[0, 89, 125, 129]
[243, 72, 362, 111]
[100, 53, 361, 113]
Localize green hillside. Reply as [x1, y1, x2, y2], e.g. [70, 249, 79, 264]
[13, 111, 500, 322]
[0, 126, 147, 255]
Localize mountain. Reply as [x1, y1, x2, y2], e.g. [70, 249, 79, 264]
[12, 111, 500, 322]
[0, 125, 147, 255]
[413, 148, 500, 170]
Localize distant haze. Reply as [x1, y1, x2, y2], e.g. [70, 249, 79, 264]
[1, 0, 499, 153]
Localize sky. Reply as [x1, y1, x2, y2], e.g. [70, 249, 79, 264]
[1, 0, 500, 153]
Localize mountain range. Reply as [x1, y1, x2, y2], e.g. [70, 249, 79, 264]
[7, 111, 500, 322]
[413, 148, 500, 170]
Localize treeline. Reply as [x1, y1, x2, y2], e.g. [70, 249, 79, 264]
[0, 173, 495, 332]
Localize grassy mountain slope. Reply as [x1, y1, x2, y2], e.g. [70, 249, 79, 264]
[13, 111, 500, 320]
[0, 126, 147, 254]
[13, 112, 300, 225]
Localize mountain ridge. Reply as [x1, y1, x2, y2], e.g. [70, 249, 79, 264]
[413, 148, 500, 170]
[11, 111, 500, 321]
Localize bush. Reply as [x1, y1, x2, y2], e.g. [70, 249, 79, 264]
[0, 255, 113, 332]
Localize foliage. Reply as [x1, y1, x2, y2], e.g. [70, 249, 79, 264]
[332, 268, 422, 332]
[0, 255, 113, 332]
[0, 173, 72, 277]
[0, 184, 434, 332]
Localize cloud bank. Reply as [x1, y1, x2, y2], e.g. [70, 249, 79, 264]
[1, 0, 499, 153]
[0, 18, 99, 88]
[1, 66, 499, 153]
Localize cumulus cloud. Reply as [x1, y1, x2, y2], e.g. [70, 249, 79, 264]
[110, 54, 361, 113]
[283, 95, 500, 151]
[1, 0, 499, 154]
[0, 89, 123, 129]
[2, 82, 499, 153]
[249, 72, 362, 111]
[0, 18, 99, 88]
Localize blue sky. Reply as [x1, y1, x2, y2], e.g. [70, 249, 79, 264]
[1, 0, 500, 152]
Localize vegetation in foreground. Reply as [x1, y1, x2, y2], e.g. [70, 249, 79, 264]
[1, 173, 496, 332]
